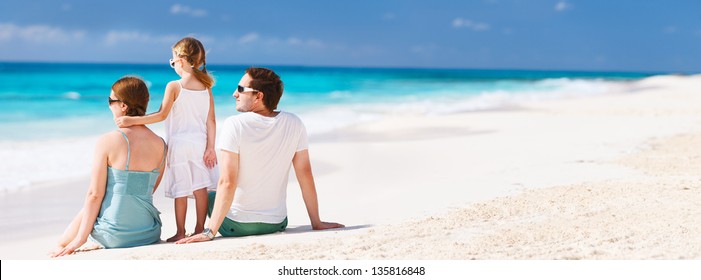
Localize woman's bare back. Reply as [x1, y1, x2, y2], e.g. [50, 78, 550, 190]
[106, 126, 165, 172]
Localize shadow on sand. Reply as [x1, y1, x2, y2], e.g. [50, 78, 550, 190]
[282, 224, 373, 235]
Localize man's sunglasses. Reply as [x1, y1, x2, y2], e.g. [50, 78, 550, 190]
[237, 85, 259, 93]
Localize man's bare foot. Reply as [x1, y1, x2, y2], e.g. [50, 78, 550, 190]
[166, 233, 187, 242]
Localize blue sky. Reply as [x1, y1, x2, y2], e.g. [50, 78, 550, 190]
[0, 0, 699, 72]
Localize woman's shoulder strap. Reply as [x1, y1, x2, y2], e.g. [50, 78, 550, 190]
[116, 129, 131, 171]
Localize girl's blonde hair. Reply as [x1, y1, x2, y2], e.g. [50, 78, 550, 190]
[172, 37, 214, 88]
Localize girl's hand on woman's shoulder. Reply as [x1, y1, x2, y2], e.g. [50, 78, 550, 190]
[115, 116, 132, 128]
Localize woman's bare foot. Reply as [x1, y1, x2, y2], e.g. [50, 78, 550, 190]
[166, 233, 187, 242]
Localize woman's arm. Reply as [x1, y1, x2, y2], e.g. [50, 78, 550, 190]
[52, 134, 111, 257]
[115, 81, 179, 127]
[203, 88, 217, 168]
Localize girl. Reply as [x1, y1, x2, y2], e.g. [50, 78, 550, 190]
[116, 37, 218, 242]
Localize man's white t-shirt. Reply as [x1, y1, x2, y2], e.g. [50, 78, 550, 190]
[216, 111, 308, 223]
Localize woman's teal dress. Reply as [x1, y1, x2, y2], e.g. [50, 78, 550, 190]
[89, 130, 165, 248]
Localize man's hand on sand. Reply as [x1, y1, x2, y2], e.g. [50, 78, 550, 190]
[175, 233, 212, 244]
[312, 221, 345, 230]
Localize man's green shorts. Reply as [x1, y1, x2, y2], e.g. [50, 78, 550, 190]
[207, 192, 288, 237]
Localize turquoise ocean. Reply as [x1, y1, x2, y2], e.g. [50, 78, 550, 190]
[0, 62, 661, 190]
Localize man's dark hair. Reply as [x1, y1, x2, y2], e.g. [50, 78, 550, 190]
[246, 67, 284, 111]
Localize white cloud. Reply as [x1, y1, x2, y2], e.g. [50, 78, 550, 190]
[170, 4, 207, 17]
[234, 33, 326, 49]
[102, 31, 179, 46]
[410, 44, 440, 57]
[205, 32, 339, 55]
[305, 39, 324, 48]
[555, 1, 573, 12]
[0, 23, 85, 43]
[287, 37, 302, 45]
[239, 33, 260, 44]
[452, 18, 490, 31]
[286, 37, 324, 48]
[383, 12, 396, 21]
[663, 26, 678, 34]
[0, 24, 16, 41]
[189, 34, 216, 44]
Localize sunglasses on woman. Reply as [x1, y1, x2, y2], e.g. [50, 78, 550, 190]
[108, 97, 122, 104]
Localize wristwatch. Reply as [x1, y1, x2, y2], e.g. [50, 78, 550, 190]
[202, 228, 215, 240]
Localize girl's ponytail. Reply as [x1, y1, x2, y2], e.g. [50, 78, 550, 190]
[173, 37, 215, 89]
[192, 62, 214, 89]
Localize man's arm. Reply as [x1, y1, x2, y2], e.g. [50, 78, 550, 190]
[292, 150, 344, 230]
[176, 150, 239, 244]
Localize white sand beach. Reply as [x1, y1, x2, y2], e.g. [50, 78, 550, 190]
[1, 75, 700, 259]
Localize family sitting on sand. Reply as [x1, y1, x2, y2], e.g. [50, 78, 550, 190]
[50, 37, 344, 257]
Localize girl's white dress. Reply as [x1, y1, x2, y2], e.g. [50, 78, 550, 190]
[161, 80, 219, 198]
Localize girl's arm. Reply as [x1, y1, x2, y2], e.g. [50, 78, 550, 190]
[115, 81, 179, 127]
[51, 133, 111, 257]
[203, 88, 217, 168]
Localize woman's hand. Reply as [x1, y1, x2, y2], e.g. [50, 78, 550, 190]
[50, 238, 86, 257]
[114, 116, 132, 128]
[203, 148, 217, 169]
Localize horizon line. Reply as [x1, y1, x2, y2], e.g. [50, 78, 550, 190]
[0, 60, 681, 75]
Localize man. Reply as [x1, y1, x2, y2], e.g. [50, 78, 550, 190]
[177, 67, 343, 244]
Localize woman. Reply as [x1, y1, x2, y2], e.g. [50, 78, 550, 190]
[51, 76, 166, 257]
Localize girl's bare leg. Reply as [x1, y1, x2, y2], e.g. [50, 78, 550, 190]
[166, 197, 188, 242]
[193, 188, 208, 234]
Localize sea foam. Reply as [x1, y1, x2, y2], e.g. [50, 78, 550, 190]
[0, 68, 648, 192]
[0, 137, 96, 194]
